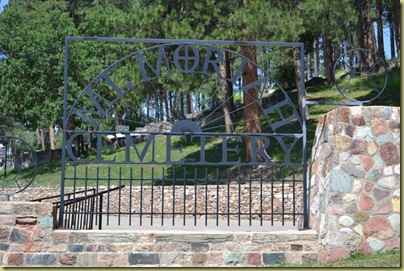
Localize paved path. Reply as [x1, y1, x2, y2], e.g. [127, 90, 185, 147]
[96, 215, 299, 232]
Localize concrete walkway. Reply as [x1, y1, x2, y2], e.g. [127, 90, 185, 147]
[96, 215, 299, 232]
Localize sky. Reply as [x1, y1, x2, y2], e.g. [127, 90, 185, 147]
[0, 0, 394, 59]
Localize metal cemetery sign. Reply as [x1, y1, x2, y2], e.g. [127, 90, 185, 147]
[60, 38, 308, 229]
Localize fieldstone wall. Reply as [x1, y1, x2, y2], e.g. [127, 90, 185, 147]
[0, 202, 318, 267]
[4, 183, 303, 223]
[308, 106, 400, 263]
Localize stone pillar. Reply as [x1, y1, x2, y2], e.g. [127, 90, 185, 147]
[308, 106, 400, 263]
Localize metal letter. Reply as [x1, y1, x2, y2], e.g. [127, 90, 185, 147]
[173, 45, 200, 72]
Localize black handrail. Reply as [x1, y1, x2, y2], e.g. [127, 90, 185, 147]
[33, 185, 124, 230]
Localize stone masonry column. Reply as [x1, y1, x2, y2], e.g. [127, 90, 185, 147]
[308, 106, 400, 263]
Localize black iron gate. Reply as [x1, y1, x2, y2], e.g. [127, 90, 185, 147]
[59, 38, 309, 230]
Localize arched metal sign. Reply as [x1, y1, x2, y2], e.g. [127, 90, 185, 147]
[60, 38, 308, 230]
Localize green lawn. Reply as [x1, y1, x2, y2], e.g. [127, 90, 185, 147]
[264, 249, 401, 268]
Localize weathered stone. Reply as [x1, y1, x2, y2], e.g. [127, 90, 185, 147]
[323, 247, 350, 263]
[354, 225, 363, 236]
[16, 216, 37, 225]
[10, 228, 28, 244]
[352, 116, 365, 126]
[96, 253, 114, 267]
[371, 200, 392, 215]
[389, 120, 400, 130]
[354, 213, 369, 222]
[155, 233, 234, 243]
[356, 127, 374, 139]
[340, 152, 349, 161]
[346, 125, 355, 137]
[386, 239, 400, 250]
[334, 135, 351, 150]
[367, 141, 378, 155]
[192, 253, 207, 266]
[246, 253, 262, 266]
[394, 165, 400, 175]
[383, 166, 394, 175]
[380, 143, 400, 166]
[366, 170, 383, 182]
[14, 204, 34, 215]
[263, 253, 285, 265]
[0, 203, 14, 214]
[251, 231, 318, 243]
[364, 182, 374, 192]
[351, 139, 367, 155]
[76, 253, 97, 266]
[191, 243, 209, 252]
[59, 253, 77, 266]
[205, 252, 225, 266]
[329, 193, 342, 204]
[372, 188, 390, 201]
[53, 231, 70, 244]
[342, 163, 365, 178]
[356, 241, 373, 255]
[392, 197, 400, 212]
[349, 156, 361, 165]
[375, 133, 393, 146]
[128, 253, 160, 265]
[86, 244, 117, 252]
[364, 216, 395, 239]
[352, 179, 363, 193]
[38, 216, 53, 228]
[69, 244, 84, 252]
[7, 253, 24, 266]
[26, 254, 56, 265]
[367, 237, 386, 252]
[378, 176, 398, 190]
[340, 228, 353, 235]
[359, 193, 375, 211]
[339, 216, 354, 227]
[302, 253, 318, 263]
[346, 203, 358, 214]
[225, 253, 245, 266]
[388, 214, 400, 231]
[0, 243, 9, 251]
[361, 156, 374, 172]
[371, 119, 388, 135]
[327, 205, 344, 215]
[291, 244, 303, 251]
[393, 189, 400, 197]
[329, 169, 351, 192]
[343, 194, 357, 203]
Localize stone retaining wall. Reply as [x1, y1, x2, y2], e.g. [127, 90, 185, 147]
[4, 183, 303, 222]
[0, 202, 318, 267]
[308, 106, 400, 262]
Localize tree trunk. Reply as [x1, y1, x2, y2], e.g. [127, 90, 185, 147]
[49, 124, 56, 150]
[159, 90, 164, 121]
[323, 34, 334, 88]
[114, 108, 120, 131]
[220, 51, 234, 133]
[355, 0, 377, 70]
[293, 47, 309, 120]
[165, 89, 171, 121]
[390, 20, 396, 59]
[40, 128, 45, 151]
[376, 0, 386, 66]
[241, 45, 264, 163]
[180, 93, 185, 118]
[306, 53, 311, 81]
[186, 92, 192, 115]
[36, 127, 41, 146]
[393, 0, 400, 59]
[313, 37, 319, 77]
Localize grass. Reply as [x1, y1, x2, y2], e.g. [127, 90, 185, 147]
[264, 249, 401, 268]
[5, 67, 399, 189]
